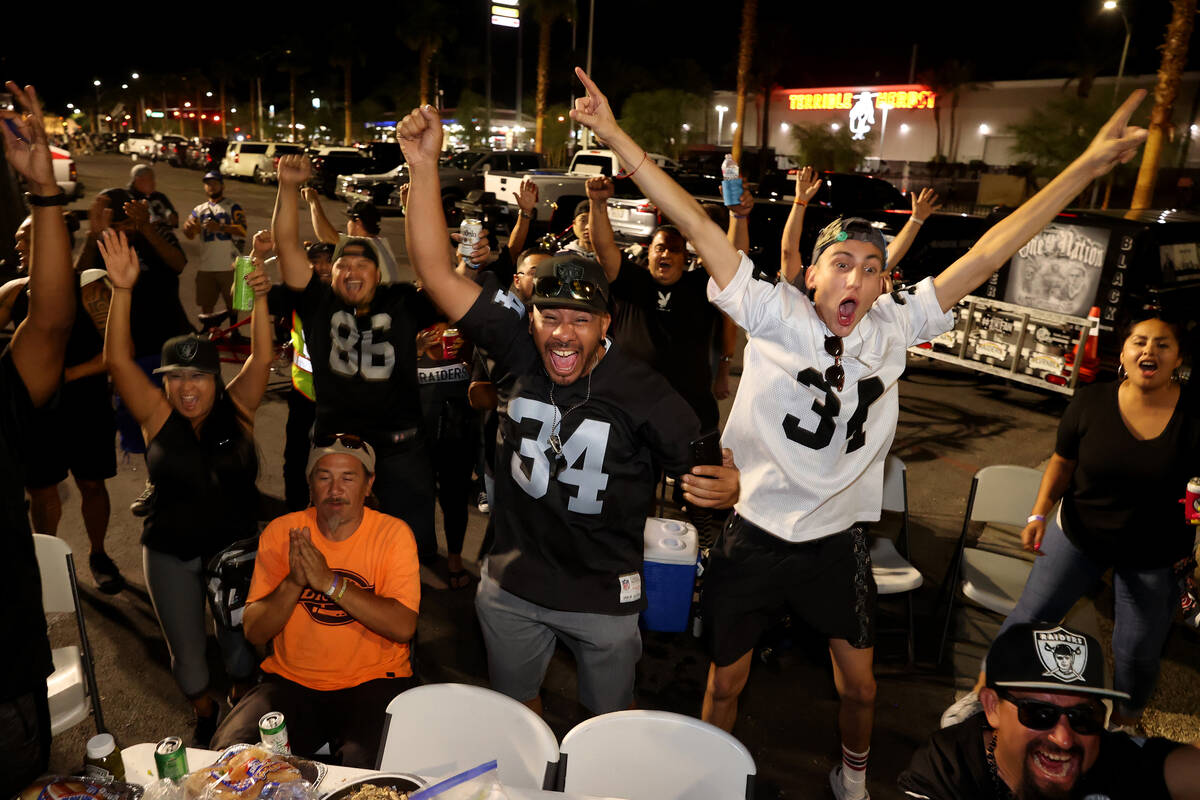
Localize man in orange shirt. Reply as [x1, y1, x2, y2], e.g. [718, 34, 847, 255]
[211, 436, 420, 766]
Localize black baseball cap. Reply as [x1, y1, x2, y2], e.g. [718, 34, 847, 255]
[202, 171, 223, 182]
[154, 334, 221, 375]
[332, 235, 381, 267]
[347, 200, 381, 233]
[986, 622, 1130, 701]
[531, 254, 609, 314]
[811, 217, 888, 268]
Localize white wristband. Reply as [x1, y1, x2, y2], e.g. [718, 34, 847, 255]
[1027, 514, 1045, 524]
[910, 216, 925, 226]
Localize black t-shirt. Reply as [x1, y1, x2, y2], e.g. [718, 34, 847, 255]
[294, 273, 439, 440]
[11, 283, 109, 409]
[898, 712, 1180, 800]
[457, 283, 699, 614]
[609, 260, 720, 430]
[0, 349, 55, 698]
[78, 228, 191, 358]
[1055, 382, 1200, 568]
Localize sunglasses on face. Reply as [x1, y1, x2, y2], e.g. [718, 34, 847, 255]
[824, 335, 845, 391]
[314, 432, 368, 451]
[534, 275, 602, 303]
[997, 691, 1105, 735]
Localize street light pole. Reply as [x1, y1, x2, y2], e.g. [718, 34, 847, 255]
[1103, 1, 1132, 106]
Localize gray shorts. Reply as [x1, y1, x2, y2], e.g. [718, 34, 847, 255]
[474, 568, 642, 714]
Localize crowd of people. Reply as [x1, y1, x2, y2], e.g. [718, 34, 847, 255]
[3, 66, 1199, 800]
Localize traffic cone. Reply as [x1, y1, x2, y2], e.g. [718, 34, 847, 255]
[1071, 306, 1101, 382]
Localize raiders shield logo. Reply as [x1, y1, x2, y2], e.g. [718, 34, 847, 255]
[1034, 626, 1088, 684]
[557, 261, 585, 282]
[177, 337, 199, 361]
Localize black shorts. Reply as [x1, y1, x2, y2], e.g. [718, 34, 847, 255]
[25, 380, 117, 489]
[701, 513, 876, 666]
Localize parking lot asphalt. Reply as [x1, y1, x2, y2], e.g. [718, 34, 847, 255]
[36, 153, 1200, 799]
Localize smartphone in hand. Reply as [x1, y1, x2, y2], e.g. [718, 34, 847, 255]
[689, 430, 723, 469]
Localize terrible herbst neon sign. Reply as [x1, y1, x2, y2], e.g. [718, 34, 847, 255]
[785, 85, 937, 111]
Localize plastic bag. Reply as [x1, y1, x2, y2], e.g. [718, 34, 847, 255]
[408, 762, 509, 800]
[19, 776, 144, 800]
[178, 745, 318, 800]
[141, 779, 184, 800]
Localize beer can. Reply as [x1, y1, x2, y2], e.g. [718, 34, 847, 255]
[232, 255, 255, 312]
[458, 218, 482, 256]
[259, 711, 291, 754]
[442, 327, 464, 360]
[1186, 478, 1200, 525]
[154, 736, 189, 780]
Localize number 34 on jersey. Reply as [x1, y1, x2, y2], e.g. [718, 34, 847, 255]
[508, 397, 611, 515]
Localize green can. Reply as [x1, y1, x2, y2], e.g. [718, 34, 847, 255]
[232, 255, 255, 312]
[154, 736, 189, 780]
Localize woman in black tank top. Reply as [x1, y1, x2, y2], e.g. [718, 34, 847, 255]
[99, 229, 275, 744]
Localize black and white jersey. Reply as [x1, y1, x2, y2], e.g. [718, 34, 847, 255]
[457, 284, 699, 615]
[295, 272, 440, 437]
[710, 253, 952, 542]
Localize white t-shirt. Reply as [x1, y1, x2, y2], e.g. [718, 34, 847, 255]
[189, 198, 245, 272]
[709, 252, 952, 542]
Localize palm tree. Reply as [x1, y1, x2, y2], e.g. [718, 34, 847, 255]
[731, 0, 758, 163]
[525, 0, 574, 154]
[1131, 0, 1196, 209]
[401, 3, 454, 107]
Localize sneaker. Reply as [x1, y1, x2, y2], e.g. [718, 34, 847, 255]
[130, 481, 155, 517]
[476, 491, 490, 514]
[89, 552, 125, 594]
[940, 690, 983, 729]
[829, 765, 869, 800]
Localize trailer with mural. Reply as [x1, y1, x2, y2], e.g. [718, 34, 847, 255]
[905, 208, 1200, 394]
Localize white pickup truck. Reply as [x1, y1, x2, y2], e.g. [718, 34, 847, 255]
[480, 148, 624, 230]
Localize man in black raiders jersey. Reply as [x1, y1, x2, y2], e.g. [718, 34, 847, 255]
[397, 104, 741, 715]
[271, 154, 442, 564]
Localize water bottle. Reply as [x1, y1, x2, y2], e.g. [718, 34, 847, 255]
[721, 155, 743, 207]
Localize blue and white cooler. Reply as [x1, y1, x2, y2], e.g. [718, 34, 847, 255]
[640, 517, 699, 632]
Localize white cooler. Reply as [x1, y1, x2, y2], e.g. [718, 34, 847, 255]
[641, 518, 699, 632]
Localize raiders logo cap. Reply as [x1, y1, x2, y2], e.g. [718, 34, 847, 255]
[530, 254, 610, 314]
[986, 622, 1130, 700]
[811, 217, 888, 269]
[153, 334, 221, 375]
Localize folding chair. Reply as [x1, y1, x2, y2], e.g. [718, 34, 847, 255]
[556, 710, 756, 799]
[34, 534, 106, 735]
[872, 455, 922, 665]
[936, 465, 1044, 664]
[377, 683, 559, 789]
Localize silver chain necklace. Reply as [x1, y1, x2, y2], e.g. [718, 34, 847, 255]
[547, 370, 593, 458]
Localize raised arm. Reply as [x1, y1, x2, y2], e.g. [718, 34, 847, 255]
[302, 187, 340, 245]
[570, 68, 740, 289]
[1, 82, 75, 407]
[97, 230, 170, 435]
[273, 156, 315, 290]
[726, 188, 753, 255]
[226, 258, 274, 418]
[397, 106, 481, 321]
[507, 178, 538, 255]
[780, 166, 821, 284]
[933, 90, 1148, 312]
[585, 175, 621, 282]
[886, 187, 940, 278]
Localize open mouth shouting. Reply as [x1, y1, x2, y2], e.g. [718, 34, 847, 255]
[1136, 357, 1158, 379]
[1028, 743, 1082, 788]
[836, 297, 858, 330]
[548, 346, 580, 377]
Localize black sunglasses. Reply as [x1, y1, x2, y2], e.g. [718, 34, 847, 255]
[824, 335, 845, 391]
[534, 275, 602, 303]
[314, 432, 368, 451]
[997, 690, 1105, 735]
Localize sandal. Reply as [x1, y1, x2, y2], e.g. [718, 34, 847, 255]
[448, 568, 473, 590]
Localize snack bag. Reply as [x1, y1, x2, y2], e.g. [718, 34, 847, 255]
[407, 762, 509, 800]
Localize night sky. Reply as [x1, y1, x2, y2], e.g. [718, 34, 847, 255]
[2, 0, 1193, 117]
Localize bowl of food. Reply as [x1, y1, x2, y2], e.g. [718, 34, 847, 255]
[320, 774, 426, 800]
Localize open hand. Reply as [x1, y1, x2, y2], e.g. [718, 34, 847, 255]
[124, 199, 151, 230]
[911, 187, 941, 222]
[277, 154, 312, 187]
[586, 175, 614, 202]
[795, 166, 821, 204]
[88, 197, 114, 237]
[514, 179, 539, 214]
[1082, 89, 1149, 178]
[681, 448, 739, 509]
[0, 82, 56, 193]
[251, 229, 274, 257]
[396, 105, 444, 169]
[96, 229, 140, 289]
[570, 68, 619, 142]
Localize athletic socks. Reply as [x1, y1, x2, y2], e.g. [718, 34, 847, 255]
[841, 744, 869, 799]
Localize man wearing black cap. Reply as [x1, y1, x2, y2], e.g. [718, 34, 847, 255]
[303, 186, 399, 283]
[398, 104, 740, 715]
[273, 154, 442, 564]
[183, 171, 246, 315]
[899, 622, 1200, 799]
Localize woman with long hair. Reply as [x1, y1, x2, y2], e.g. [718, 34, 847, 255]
[100, 228, 274, 743]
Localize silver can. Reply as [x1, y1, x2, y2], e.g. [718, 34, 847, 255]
[458, 218, 482, 256]
[258, 710, 291, 754]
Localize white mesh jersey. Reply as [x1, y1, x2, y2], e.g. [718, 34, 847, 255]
[709, 253, 952, 542]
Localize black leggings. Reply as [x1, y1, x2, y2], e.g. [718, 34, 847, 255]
[427, 399, 479, 557]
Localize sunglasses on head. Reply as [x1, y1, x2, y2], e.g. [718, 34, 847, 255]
[314, 433, 368, 451]
[534, 275, 602, 303]
[824, 335, 845, 391]
[997, 690, 1105, 735]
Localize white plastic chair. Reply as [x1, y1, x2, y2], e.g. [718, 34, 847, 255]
[377, 683, 559, 789]
[34, 534, 105, 735]
[556, 710, 756, 800]
[937, 465, 1044, 663]
[872, 455, 923, 665]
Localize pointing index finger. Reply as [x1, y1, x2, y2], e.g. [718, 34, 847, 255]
[1108, 89, 1147, 133]
[575, 67, 601, 98]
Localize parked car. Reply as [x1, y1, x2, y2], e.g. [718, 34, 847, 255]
[314, 142, 404, 197]
[220, 141, 305, 182]
[50, 145, 81, 199]
[161, 135, 190, 167]
[123, 132, 158, 160]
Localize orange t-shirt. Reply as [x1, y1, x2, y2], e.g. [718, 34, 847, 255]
[248, 507, 420, 690]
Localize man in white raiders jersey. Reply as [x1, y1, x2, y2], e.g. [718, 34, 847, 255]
[397, 105, 741, 715]
[570, 66, 1148, 800]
